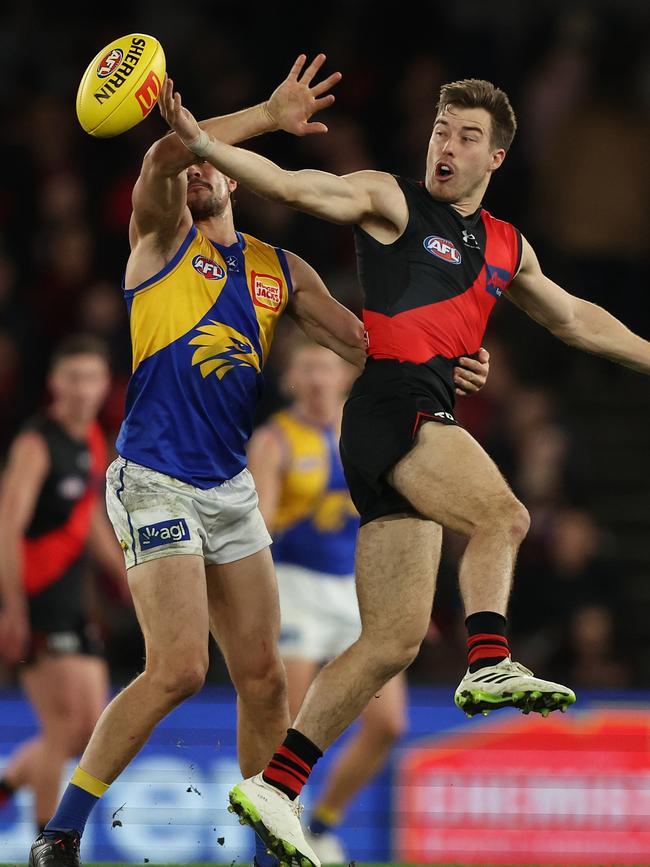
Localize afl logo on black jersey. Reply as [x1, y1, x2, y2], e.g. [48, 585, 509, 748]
[423, 235, 462, 265]
[192, 255, 225, 280]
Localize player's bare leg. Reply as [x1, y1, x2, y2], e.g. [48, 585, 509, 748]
[228, 518, 439, 867]
[77, 554, 210, 782]
[282, 657, 405, 862]
[316, 671, 406, 815]
[283, 659, 319, 720]
[390, 422, 527, 615]
[206, 548, 290, 778]
[389, 421, 575, 717]
[4, 655, 108, 826]
[291, 516, 439, 749]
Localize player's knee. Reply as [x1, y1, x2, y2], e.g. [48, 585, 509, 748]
[368, 637, 420, 681]
[506, 499, 530, 543]
[148, 654, 208, 704]
[233, 652, 287, 710]
[488, 496, 530, 544]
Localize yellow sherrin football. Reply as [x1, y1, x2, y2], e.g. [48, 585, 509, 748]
[76, 33, 166, 137]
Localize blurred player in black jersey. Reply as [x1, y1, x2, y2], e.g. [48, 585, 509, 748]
[0, 334, 128, 831]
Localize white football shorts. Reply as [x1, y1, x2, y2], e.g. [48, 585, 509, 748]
[106, 457, 271, 569]
[275, 562, 361, 661]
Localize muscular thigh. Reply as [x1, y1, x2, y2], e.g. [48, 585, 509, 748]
[355, 516, 441, 645]
[206, 547, 281, 676]
[389, 421, 517, 535]
[128, 554, 209, 665]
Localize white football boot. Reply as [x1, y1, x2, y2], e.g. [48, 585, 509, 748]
[454, 657, 576, 717]
[304, 829, 346, 865]
[229, 774, 320, 867]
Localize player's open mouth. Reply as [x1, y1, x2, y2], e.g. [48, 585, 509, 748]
[435, 162, 454, 181]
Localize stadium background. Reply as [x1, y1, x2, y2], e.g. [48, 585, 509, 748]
[1, 0, 649, 863]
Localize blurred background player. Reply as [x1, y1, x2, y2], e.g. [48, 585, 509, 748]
[0, 334, 127, 831]
[248, 335, 490, 865]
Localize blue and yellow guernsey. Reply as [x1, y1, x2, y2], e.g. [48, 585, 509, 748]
[116, 224, 292, 487]
[271, 410, 359, 576]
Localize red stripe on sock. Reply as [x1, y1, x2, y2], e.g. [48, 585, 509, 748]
[468, 644, 510, 664]
[276, 745, 311, 775]
[263, 765, 304, 795]
[467, 633, 509, 647]
[268, 760, 306, 785]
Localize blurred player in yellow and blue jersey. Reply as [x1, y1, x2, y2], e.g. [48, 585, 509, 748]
[248, 337, 490, 865]
[29, 56, 365, 867]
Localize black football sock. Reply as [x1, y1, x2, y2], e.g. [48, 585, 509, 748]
[466, 611, 510, 672]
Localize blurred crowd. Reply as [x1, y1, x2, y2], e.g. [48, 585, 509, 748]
[1, 0, 649, 688]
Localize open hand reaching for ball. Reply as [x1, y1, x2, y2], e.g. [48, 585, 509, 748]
[158, 75, 202, 150]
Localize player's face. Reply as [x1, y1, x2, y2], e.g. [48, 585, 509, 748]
[287, 346, 352, 407]
[49, 354, 110, 422]
[186, 163, 237, 220]
[425, 106, 505, 204]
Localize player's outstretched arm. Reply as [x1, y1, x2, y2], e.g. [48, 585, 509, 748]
[199, 53, 342, 142]
[159, 80, 405, 228]
[130, 55, 341, 246]
[507, 236, 650, 374]
[285, 251, 366, 368]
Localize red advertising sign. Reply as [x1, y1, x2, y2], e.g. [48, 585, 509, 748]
[394, 711, 650, 865]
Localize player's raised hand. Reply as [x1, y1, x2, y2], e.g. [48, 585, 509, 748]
[265, 53, 342, 136]
[158, 75, 202, 148]
[454, 346, 490, 396]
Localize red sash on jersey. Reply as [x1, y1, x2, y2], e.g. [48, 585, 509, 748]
[22, 423, 107, 595]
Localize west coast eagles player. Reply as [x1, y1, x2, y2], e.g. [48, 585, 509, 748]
[28, 55, 361, 867]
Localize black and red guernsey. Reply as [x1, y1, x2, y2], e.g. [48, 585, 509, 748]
[341, 175, 522, 524]
[357, 175, 522, 387]
[22, 416, 106, 598]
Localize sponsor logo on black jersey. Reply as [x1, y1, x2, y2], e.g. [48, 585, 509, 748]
[485, 264, 511, 298]
[423, 235, 462, 265]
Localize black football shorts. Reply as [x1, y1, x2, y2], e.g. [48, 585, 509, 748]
[340, 357, 459, 525]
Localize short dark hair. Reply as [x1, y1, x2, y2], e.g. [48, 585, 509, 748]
[49, 333, 111, 370]
[436, 79, 517, 151]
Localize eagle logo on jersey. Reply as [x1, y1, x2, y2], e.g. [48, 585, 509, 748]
[189, 321, 261, 380]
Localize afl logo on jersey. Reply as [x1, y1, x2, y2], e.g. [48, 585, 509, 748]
[192, 255, 225, 280]
[423, 235, 462, 265]
[97, 48, 124, 79]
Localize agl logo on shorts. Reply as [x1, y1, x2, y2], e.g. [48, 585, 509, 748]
[138, 518, 190, 550]
[423, 235, 462, 265]
[192, 255, 225, 280]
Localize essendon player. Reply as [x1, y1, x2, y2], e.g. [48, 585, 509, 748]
[160, 75, 650, 859]
[0, 334, 127, 831]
